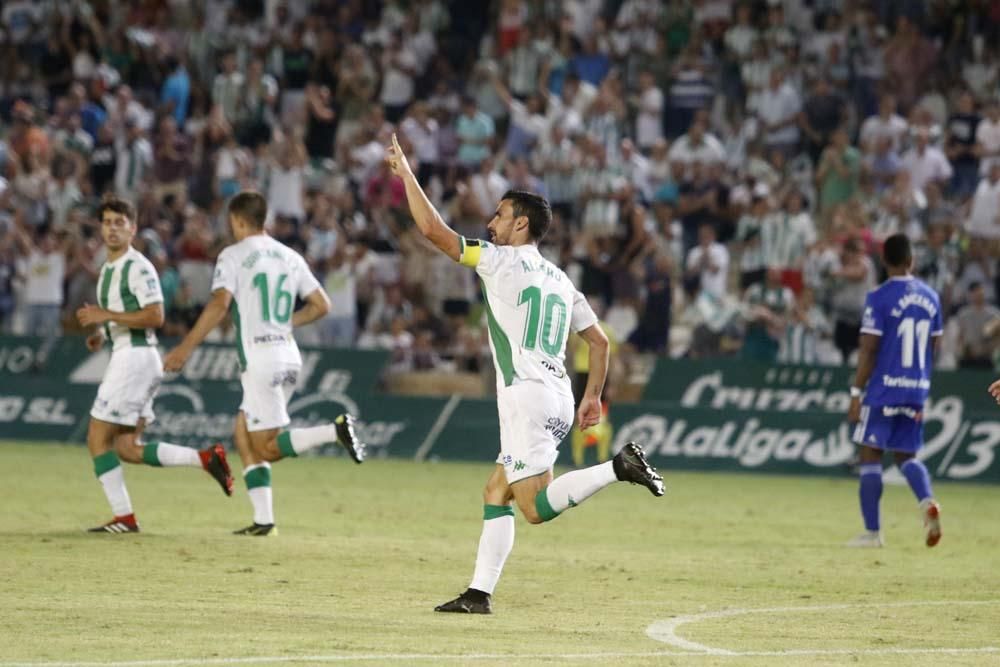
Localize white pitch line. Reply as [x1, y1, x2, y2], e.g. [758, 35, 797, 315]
[646, 599, 1000, 655]
[5, 647, 1000, 667]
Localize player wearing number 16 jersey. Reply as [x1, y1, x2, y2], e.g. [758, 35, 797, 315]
[847, 233, 943, 549]
[385, 134, 663, 615]
[163, 192, 365, 536]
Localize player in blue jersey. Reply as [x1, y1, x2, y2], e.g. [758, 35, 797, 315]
[846, 234, 943, 548]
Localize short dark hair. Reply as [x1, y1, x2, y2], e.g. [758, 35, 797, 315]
[97, 195, 136, 224]
[882, 233, 912, 268]
[502, 190, 551, 241]
[228, 191, 268, 229]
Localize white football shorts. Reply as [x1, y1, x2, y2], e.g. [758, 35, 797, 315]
[240, 362, 301, 432]
[90, 346, 164, 427]
[496, 380, 574, 484]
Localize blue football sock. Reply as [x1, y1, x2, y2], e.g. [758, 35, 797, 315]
[859, 463, 883, 531]
[900, 458, 933, 502]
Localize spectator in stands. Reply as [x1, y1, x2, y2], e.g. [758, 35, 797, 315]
[946, 91, 981, 198]
[160, 57, 191, 128]
[668, 111, 725, 171]
[685, 222, 729, 300]
[757, 67, 801, 158]
[830, 237, 877, 365]
[817, 126, 861, 220]
[15, 225, 67, 368]
[456, 95, 495, 167]
[631, 70, 664, 153]
[742, 266, 794, 363]
[778, 287, 831, 365]
[860, 93, 908, 155]
[956, 282, 1000, 369]
[800, 74, 848, 164]
[901, 125, 953, 193]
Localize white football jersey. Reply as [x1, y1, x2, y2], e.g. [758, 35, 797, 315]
[211, 235, 320, 370]
[459, 237, 598, 396]
[96, 246, 163, 351]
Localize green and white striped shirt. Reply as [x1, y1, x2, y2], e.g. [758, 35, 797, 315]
[761, 211, 817, 269]
[96, 247, 163, 351]
[778, 307, 830, 365]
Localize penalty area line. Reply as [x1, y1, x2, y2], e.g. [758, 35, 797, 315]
[646, 599, 1000, 656]
[4, 647, 1000, 666]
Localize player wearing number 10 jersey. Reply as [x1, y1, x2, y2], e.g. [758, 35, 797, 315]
[163, 192, 365, 536]
[847, 233, 943, 549]
[385, 134, 664, 615]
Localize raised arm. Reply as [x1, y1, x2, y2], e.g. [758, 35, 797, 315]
[385, 133, 462, 261]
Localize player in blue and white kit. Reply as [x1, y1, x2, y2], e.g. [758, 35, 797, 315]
[847, 234, 943, 548]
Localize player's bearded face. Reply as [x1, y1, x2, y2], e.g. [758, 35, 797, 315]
[487, 202, 514, 245]
[101, 213, 134, 249]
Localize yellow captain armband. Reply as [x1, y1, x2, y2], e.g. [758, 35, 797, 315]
[459, 237, 484, 267]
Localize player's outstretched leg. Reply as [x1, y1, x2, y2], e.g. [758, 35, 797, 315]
[529, 442, 662, 524]
[272, 414, 366, 463]
[128, 437, 235, 496]
[898, 455, 941, 547]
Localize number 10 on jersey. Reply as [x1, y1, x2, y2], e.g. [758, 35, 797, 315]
[518, 286, 568, 355]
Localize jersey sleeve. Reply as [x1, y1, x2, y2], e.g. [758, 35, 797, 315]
[295, 252, 321, 298]
[860, 291, 883, 336]
[458, 237, 504, 277]
[130, 260, 163, 307]
[211, 249, 237, 296]
[570, 289, 599, 333]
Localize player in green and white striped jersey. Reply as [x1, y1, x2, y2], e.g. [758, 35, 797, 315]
[76, 197, 234, 534]
[386, 135, 663, 614]
[163, 192, 365, 537]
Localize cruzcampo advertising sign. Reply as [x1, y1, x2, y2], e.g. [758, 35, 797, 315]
[627, 359, 1000, 483]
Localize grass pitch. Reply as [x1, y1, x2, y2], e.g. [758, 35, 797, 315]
[2, 441, 1000, 666]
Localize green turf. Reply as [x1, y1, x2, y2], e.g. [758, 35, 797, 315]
[2, 441, 1000, 666]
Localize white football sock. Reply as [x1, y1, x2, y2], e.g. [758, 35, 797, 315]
[543, 461, 618, 515]
[469, 506, 515, 594]
[144, 441, 200, 467]
[243, 462, 274, 525]
[98, 466, 133, 517]
[277, 425, 338, 457]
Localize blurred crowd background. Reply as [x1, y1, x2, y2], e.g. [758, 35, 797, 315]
[3, 0, 1000, 394]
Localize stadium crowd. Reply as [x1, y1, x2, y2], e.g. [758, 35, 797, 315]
[1, 0, 1000, 382]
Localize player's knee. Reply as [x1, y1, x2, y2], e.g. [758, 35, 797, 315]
[521, 506, 544, 525]
[513, 498, 544, 524]
[114, 435, 143, 463]
[253, 438, 282, 462]
[482, 484, 507, 505]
